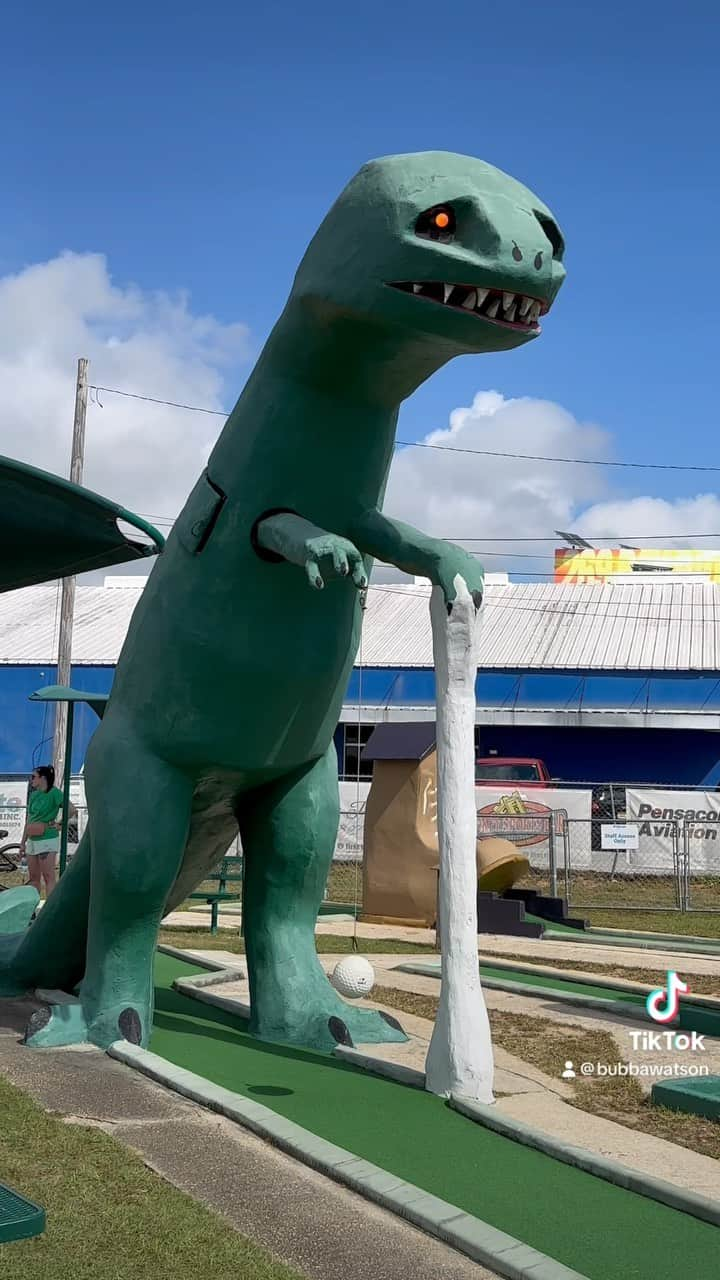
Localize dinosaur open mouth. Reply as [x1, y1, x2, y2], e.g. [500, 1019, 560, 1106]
[387, 281, 548, 330]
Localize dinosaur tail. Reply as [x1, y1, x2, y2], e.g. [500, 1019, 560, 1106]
[0, 832, 92, 997]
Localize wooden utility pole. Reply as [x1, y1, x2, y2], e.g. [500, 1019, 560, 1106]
[53, 358, 89, 781]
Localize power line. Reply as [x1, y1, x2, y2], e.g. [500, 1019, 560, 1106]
[91, 386, 226, 416]
[447, 534, 720, 543]
[90, 382, 720, 474]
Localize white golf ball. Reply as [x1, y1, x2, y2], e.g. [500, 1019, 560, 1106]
[331, 955, 375, 999]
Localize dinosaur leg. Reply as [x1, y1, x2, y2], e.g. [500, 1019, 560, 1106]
[25, 727, 192, 1050]
[240, 743, 407, 1052]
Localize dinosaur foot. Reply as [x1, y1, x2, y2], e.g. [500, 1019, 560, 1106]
[24, 996, 150, 1050]
[252, 984, 408, 1053]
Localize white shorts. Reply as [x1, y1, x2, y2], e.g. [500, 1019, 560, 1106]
[26, 837, 59, 859]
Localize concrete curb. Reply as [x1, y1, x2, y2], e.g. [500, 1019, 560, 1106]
[398, 963, 662, 1027]
[157, 944, 229, 971]
[451, 1095, 720, 1231]
[590, 927, 720, 951]
[108, 1040, 589, 1280]
[333, 1044, 427, 1089]
[179, 967, 246, 990]
[547, 930, 720, 958]
[173, 976, 251, 1019]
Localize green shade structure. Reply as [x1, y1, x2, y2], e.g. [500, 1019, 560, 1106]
[0, 455, 164, 593]
[29, 686, 109, 875]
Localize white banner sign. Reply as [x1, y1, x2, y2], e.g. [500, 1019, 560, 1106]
[335, 780, 371, 860]
[475, 785, 592, 868]
[0, 780, 29, 844]
[626, 789, 720, 871]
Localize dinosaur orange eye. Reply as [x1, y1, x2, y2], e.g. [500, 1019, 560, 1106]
[415, 205, 456, 243]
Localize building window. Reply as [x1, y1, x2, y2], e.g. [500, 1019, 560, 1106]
[341, 724, 374, 780]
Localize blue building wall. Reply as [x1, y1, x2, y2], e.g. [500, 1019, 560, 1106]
[0, 663, 719, 783]
[0, 666, 114, 773]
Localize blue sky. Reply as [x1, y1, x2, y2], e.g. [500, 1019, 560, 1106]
[2, 0, 719, 555]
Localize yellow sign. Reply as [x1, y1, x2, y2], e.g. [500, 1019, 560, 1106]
[554, 548, 720, 583]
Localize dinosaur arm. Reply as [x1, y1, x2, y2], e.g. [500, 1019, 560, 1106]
[254, 512, 367, 590]
[348, 508, 484, 606]
[348, 509, 445, 579]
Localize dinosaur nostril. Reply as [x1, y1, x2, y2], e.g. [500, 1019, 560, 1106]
[512, 242, 523, 262]
[534, 252, 543, 270]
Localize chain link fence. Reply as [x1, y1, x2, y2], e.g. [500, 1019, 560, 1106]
[7, 784, 720, 921]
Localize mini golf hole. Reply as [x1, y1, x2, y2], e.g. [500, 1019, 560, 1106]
[247, 1085, 294, 1097]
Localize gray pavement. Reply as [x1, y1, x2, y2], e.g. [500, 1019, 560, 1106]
[0, 996, 497, 1280]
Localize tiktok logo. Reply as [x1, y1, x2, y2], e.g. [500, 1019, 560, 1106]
[645, 970, 689, 1024]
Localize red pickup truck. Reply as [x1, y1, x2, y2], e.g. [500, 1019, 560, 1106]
[475, 757, 551, 787]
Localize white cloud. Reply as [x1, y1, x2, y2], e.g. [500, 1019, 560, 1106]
[0, 252, 249, 544]
[382, 391, 720, 578]
[578, 495, 720, 545]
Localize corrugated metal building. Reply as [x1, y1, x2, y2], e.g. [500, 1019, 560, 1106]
[1, 577, 720, 785]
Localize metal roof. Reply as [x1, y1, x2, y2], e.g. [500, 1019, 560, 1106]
[1, 578, 719, 672]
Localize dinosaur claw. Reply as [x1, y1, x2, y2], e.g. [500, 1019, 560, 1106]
[119, 1007, 142, 1045]
[23, 1006, 51, 1043]
[472, 590, 483, 610]
[379, 1011, 404, 1033]
[328, 1016, 354, 1047]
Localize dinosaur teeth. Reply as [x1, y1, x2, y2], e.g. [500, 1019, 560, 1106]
[387, 282, 548, 328]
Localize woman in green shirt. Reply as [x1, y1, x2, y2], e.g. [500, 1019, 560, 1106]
[20, 766, 76, 898]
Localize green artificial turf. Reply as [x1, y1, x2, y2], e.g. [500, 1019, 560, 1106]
[150, 953, 720, 1280]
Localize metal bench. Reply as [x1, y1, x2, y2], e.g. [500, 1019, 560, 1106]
[0, 1182, 45, 1244]
[188, 855, 243, 934]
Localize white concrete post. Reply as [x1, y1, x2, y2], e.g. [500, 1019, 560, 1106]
[425, 577, 494, 1103]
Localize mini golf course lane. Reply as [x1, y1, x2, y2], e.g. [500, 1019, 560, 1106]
[150, 953, 719, 1280]
[402, 960, 720, 1037]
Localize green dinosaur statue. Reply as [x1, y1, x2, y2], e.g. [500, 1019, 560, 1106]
[0, 151, 565, 1053]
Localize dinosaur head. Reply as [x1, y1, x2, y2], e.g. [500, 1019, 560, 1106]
[292, 151, 565, 355]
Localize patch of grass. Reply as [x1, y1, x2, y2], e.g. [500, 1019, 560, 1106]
[0, 1075, 303, 1280]
[0, 867, 24, 890]
[485, 950, 720, 997]
[586, 910, 720, 938]
[516, 870, 720, 935]
[373, 985, 720, 1161]
[158, 927, 434, 956]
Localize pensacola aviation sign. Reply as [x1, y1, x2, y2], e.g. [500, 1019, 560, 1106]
[626, 789, 720, 872]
